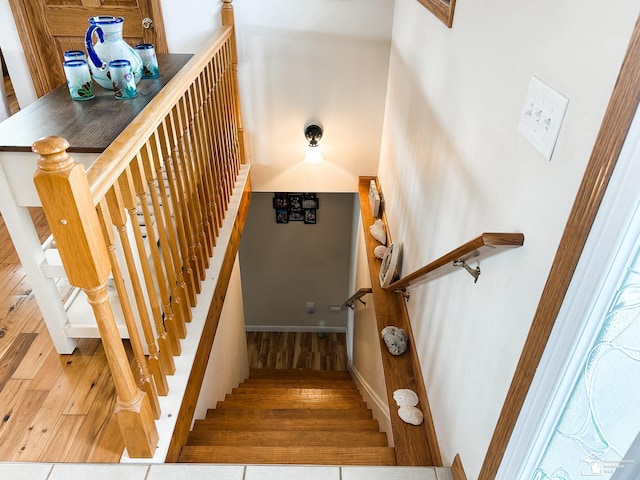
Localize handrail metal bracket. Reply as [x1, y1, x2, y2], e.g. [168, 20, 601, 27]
[346, 297, 367, 310]
[453, 260, 481, 283]
[342, 287, 372, 310]
[395, 289, 410, 301]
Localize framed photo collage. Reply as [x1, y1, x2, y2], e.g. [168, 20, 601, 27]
[273, 193, 318, 224]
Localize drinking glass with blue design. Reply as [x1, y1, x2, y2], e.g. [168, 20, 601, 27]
[109, 59, 137, 99]
[62, 59, 95, 101]
[63, 50, 87, 62]
[134, 43, 159, 78]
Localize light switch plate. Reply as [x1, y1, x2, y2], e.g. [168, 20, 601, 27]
[518, 76, 569, 160]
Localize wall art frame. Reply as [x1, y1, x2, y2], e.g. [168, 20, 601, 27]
[418, 0, 456, 28]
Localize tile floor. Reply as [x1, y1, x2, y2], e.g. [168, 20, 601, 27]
[0, 463, 454, 480]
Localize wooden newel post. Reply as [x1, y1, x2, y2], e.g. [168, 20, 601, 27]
[32, 136, 159, 458]
[222, 0, 247, 165]
[221, 0, 234, 26]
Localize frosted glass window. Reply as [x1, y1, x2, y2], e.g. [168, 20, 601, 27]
[532, 240, 640, 479]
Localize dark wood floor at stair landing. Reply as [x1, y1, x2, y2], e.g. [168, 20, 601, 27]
[246, 331, 348, 371]
[178, 368, 396, 466]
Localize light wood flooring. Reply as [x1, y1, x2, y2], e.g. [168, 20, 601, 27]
[0, 209, 127, 462]
[3, 73, 20, 116]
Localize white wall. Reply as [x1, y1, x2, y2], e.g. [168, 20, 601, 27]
[378, 0, 639, 477]
[161, 0, 222, 53]
[233, 0, 393, 192]
[350, 217, 392, 442]
[193, 254, 249, 421]
[239, 193, 354, 330]
[0, 1, 37, 108]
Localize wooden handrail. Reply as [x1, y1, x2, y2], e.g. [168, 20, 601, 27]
[387, 232, 524, 291]
[341, 287, 373, 310]
[33, 136, 159, 457]
[358, 175, 524, 467]
[31, 1, 247, 459]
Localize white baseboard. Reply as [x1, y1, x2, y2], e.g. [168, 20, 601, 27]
[349, 364, 393, 445]
[245, 325, 347, 333]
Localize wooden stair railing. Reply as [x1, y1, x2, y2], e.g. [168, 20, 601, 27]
[33, 136, 160, 457]
[31, 0, 246, 458]
[387, 232, 524, 291]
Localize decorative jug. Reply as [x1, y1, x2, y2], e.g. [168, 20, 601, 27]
[85, 16, 143, 90]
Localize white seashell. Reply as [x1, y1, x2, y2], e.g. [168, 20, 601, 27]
[369, 219, 387, 245]
[374, 245, 387, 259]
[393, 388, 419, 407]
[398, 406, 424, 425]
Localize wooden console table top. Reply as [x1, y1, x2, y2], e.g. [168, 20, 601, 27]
[0, 53, 193, 154]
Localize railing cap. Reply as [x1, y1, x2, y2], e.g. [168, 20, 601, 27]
[33, 136, 74, 172]
[32, 135, 70, 155]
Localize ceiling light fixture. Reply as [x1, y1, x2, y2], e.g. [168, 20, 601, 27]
[304, 124, 324, 164]
[304, 124, 323, 147]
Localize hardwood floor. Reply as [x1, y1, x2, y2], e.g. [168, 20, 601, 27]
[0, 209, 126, 463]
[2, 74, 20, 116]
[0, 211, 350, 462]
[246, 331, 348, 371]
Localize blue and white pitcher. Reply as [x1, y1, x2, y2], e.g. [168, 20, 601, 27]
[85, 16, 143, 90]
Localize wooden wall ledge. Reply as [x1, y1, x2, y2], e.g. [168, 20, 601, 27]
[357, 176, 442, 466]
[358, 175, 524, 468]
[388, 232, 524, 291]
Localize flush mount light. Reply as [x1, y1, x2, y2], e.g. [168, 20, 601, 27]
[304, 124, 323, 147]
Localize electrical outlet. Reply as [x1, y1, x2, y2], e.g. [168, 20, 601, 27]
[518, 76, 569, 160]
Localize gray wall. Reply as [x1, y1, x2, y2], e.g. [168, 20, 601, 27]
[239, 192, 355, 330]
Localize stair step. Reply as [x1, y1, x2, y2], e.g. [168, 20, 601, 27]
[247, 368, 353, 380]
[216, 397, 367, 410]
[178, 445, 397, 465]
[206, 407, 373, 420]
[239, 379, 359, 389]
[228, 388, 364, 399]
[194, 416, 381, 432]
[186, 430, 389, 447]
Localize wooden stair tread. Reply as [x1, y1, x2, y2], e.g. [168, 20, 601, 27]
[186, 430, 389, 447]
[194, 417, 382, 432]
[178, 445, 396, 465]
[248, 368, 353, 379]
[226, 389, 364, 401]
[216, 398, 368, 410]
[239, 380, 358, 388]
[206, 407, 373, 420]
[230, 387, 361, 396]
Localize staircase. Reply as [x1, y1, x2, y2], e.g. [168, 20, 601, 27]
[178, 368, 396, 465]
